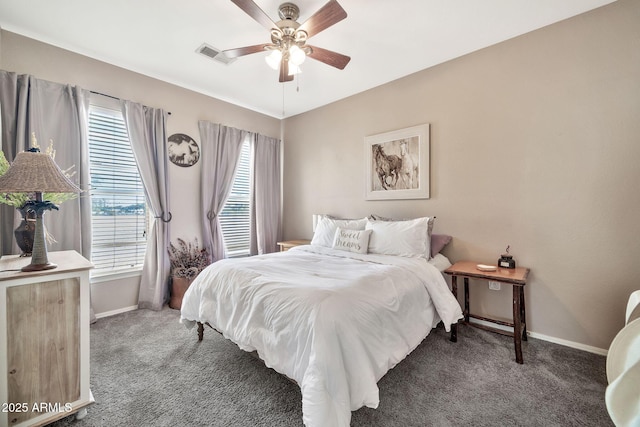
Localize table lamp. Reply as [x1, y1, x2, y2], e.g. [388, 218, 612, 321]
[0, 148, 80, 271]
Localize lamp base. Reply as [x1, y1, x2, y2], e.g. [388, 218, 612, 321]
[21, 262, 57, 272]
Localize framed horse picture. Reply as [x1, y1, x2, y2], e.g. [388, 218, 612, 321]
[364, 124, 430, 200]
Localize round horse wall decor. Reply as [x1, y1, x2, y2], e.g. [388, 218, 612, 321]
[168, 133, 200, 167]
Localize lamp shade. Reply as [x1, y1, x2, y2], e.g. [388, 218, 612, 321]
[0, 150, 80, 272]
[265, 50, 282, 70]
[0, 151, 80, 194]
[289, 45, 306, 66]
[287, 63, 302, 76]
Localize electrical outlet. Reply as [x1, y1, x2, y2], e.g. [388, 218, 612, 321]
[488, 281, 501, 291]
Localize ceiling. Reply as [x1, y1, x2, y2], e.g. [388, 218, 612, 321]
[0, 0, 615, 119]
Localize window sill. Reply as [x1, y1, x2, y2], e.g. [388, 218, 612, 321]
[91, 266, 143, 284]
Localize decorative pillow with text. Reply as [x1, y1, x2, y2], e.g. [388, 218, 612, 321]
[332, 227, 372, 254]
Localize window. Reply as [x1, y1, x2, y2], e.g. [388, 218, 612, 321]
[219, 139, 251, 257]
[88, 103, 148, 274]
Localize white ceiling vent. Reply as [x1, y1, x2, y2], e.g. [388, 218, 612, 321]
[196, 43, 236, 65]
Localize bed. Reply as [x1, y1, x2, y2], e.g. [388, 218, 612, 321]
[180, 215, 463, 427]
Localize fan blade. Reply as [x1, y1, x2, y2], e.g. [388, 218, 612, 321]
[298, 0, 347, 38]
[222, 44, 270, 59]
[307, 45, 351, 70]
[279, 58, 294, 82]
[231, 0, 278, 30]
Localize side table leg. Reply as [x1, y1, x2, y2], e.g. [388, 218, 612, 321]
[513, 286, 523, 364]
[521, 287, 528, 341]
[464, 277, 470, 323]
[450, 275, 458, 342]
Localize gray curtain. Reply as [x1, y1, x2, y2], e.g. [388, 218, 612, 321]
[250, 133, 282, 255]
[0, 71, 94, 320]
[121, 101, 170, 311]
[198, 121, 248, 262]
[0, 71, 92, 258]
[0, 71, 25, 255]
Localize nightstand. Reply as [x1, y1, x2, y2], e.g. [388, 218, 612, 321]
[277, 240, 310, 252]
[445, 260, 530, 364]
[0, 250, 94, 426]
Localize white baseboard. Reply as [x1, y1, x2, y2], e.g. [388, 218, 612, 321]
[95, 305, 138, 319]
[467, 318, 608, 356]
[527, 331, 608, 356]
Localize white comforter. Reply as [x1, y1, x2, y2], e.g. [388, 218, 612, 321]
[180, 245, 462, 427]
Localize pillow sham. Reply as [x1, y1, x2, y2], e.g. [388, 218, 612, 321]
[332, 227, 372, 254]
[430, 234, 452, 258]
[368, 215, 434, 258]
[365, 216, 432, 258]
[310, 215, 368, 248]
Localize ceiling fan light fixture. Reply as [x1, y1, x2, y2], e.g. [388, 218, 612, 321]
[226, 0, 350, 83]
[265, 49, 282, 70]
[289, 45, 306, 66]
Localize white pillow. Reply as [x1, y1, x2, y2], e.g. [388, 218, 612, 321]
[310, 216, 367, 248]
[366, 217, 433, 258]
[332, 227, 372, 254]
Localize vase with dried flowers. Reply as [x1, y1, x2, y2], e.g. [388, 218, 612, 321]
[0, 133, 77, 256]
[167, 238, 211, 309]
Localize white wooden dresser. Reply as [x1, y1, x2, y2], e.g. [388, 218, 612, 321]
[0, 250, 93, 427]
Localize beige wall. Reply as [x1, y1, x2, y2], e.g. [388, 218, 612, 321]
[282, 0, 640, 351]
[0, 30, 281, 315]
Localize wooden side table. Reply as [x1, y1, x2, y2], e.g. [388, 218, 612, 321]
[277, 240, 310, 252]
[445, 261, 530, 364]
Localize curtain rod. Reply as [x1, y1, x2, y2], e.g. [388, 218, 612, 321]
[90, 90, 171, 115]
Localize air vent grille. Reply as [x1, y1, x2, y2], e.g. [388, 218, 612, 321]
[196, 43, 236, 65]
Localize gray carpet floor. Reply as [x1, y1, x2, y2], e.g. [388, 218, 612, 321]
[50, 307, 612, 427]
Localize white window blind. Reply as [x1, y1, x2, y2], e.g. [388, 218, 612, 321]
[219, 139, 251, 257]
[88, 105, 148, 273]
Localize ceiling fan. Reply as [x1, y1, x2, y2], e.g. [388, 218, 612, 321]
[223, 0, 351, 82]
